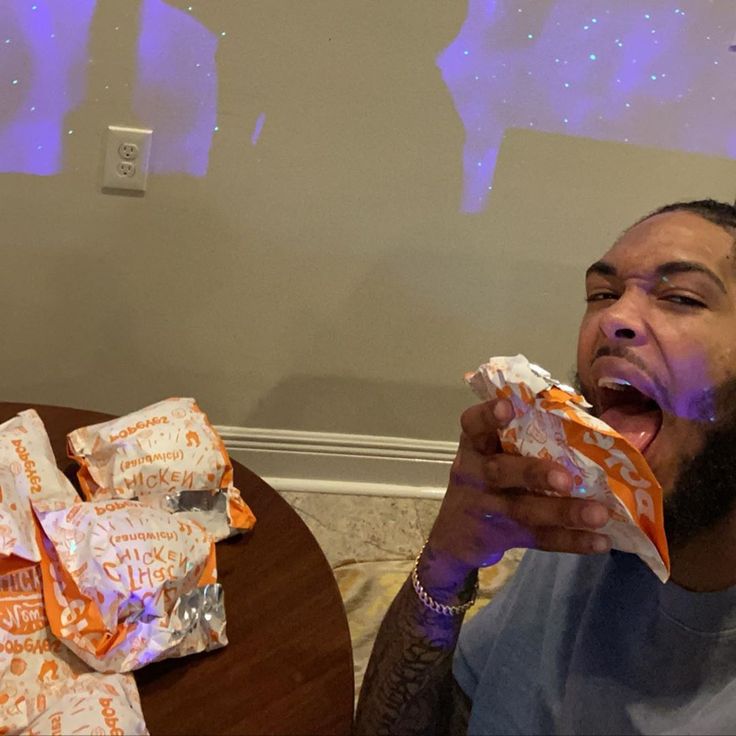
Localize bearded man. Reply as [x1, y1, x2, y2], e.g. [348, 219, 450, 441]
[354, 199, 736, 735]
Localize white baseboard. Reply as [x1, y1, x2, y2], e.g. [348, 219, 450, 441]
[215, 426, 454, 500]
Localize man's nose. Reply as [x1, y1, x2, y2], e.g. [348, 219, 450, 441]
[599, 294, 647, 345]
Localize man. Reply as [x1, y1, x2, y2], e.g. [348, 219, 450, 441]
[354, 199, 736, 735]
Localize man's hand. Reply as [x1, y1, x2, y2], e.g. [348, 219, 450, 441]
[355, 398, 614, 736]
[420, 398, 612, 597]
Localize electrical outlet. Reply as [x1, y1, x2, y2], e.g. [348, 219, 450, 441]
[117, 161, 136, 177]
[102, 125, 152, 192]
[118, 142, 139, 161]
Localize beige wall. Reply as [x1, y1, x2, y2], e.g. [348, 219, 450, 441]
[2, 1, 735, 442]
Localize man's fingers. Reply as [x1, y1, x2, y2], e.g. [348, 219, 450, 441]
[485, 453, 572, 494]
[459, 399, 512, 454]
[474, 466, 610, 530]
[532, 526, 611, 555]
[485, 455, 608, 528]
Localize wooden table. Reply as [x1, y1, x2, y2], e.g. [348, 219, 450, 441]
[0, 403, 355, 736]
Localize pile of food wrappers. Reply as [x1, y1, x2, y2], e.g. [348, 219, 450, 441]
[0, 398, 256, 735]
[466, 355, 670, 582]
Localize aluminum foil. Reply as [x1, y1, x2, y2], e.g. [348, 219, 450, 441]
[168, 582, 228, 656]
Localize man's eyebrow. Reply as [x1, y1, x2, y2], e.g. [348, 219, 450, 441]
[585, 261, 616, 279]
[656, 261, 727, 294]
[585, 260, 727, 294]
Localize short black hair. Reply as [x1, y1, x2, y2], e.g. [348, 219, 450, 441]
[636, 198, 736, 236]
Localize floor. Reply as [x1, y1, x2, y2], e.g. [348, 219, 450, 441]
[280, 491, 524, 702]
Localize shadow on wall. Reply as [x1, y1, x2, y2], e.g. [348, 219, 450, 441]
[244, 374, 471, 441]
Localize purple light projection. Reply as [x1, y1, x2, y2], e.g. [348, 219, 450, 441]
[437, 1, 736, 213]
[134, 0, 218, 176]
[0, 0, 96, 175]
[251, 112, 266, 146]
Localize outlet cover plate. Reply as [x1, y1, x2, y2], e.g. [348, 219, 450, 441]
[102, 125, 153, 192]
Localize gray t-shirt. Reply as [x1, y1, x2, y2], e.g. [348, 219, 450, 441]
[453, 549, 736, 735]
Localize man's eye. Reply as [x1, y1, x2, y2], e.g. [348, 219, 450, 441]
[585, 292, 618, 303]
[663, 294, 706, 308]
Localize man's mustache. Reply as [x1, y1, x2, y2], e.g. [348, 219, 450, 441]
[591, 345, 650, 375]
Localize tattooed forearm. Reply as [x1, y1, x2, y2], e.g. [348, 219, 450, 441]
[354, 564, 477, 736]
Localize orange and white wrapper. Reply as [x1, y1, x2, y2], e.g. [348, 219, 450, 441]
[0, 470, 37, 575]
[0, 411, 79, 574]
[35, 499, 227, 673]
[67, 398, 255, 541]
[466, 355, 670, 582]
[20, 672, 148, 736]
[0, 564, 147, 735]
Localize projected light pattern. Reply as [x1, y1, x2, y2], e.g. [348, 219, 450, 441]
[437, 1, 736, 213]
[0, 0, 96, 175]
[251, 112, 266, 145]
[135, 0, 218, 176]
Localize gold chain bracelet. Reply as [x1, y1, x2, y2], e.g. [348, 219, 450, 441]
[411, 542, 478, 616]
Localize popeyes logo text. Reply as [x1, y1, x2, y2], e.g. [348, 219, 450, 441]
[10, 438, 42, 494]
[108, 416, 169, 442]
[99, 697, 126, 736]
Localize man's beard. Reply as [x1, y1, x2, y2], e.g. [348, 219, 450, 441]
[663, 390, 736, 549]
[573, 372, 736, 550]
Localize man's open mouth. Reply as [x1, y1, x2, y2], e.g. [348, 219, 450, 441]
[597, 377, 663, 454]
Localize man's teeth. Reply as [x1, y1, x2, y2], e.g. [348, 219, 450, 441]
[597, 378, 632, 391]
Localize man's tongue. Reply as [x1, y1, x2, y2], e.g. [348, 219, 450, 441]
[600, 404, 661, 453]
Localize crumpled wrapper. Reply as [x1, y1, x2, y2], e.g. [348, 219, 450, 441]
[0, 469, 37, 575]
[67, 398, 255, 541]
[20, 672, 148, 736]
[0, 564, 147, 735]
[466, 354, 670, 582]
[0, 411, 79, 574]
[35, 499, 227, 673]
